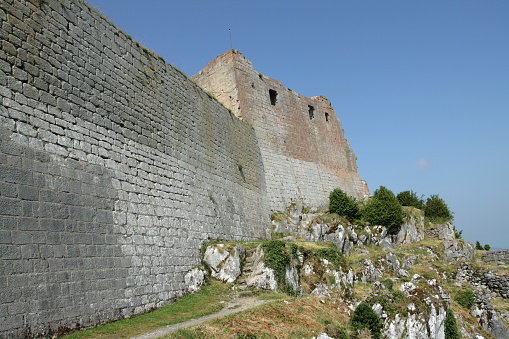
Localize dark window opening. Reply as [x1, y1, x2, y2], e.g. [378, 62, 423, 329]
[325, 112, 329, 122]
[269, 89, 277, 105]
[308, 105, 315, 120]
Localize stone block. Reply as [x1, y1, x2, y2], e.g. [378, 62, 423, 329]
[0, 196, 21, 216]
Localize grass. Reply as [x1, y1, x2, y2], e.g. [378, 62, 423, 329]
[60, 281, 233, 339]
[162, 296, 352, 339]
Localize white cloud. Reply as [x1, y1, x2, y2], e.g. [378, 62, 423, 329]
[417, 158, 433, 170]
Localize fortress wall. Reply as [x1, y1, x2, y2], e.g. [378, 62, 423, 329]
[0, 1, 269, 337]
[193, 51, 369, 211]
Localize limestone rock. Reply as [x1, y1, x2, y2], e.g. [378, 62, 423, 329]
[394, 213, 425, 245]
[473, 288, 509, 339]
[184, 268, 206, 293]
[312, 333, 334, 339]
[203, 244, 245, 282]
[443, 240, 475, 262]
[358, 259, 383, 283]
[425, 222, 456, 241]
[311, 284, 332, 299]
[386, 252, 401, 272]
[246, 246, 278, 291]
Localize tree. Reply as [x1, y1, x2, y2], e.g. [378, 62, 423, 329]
[484, 244, 491, 251]
[350, 302, 382, 339]
[363, 186, 403, 230]
[444, 309, 460, 339]
[476, 241, 483, 250]
[329, 188, 359, 221]
[396, 190, 424, 209]
[424, 194, 452, 222]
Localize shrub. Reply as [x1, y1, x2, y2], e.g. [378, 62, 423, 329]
[444, 309, 460, 339]
[424, 194, 452, 222]
[397, 190, 424, 209]
[381, 278, 394, 291]
[329, 188, 359, 221]
[325, 324, 349, 339]
[317, 246, 347, 270]
[476, 241, 483, 250]
[362, 186, 403, 230]
[455, 289, 474, 309]
[350, 302, 382, 339]
[484, 244, 491, 251]
[454, 226, 462, 239]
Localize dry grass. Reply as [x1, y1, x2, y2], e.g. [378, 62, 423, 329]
[163, 296, 352, 339]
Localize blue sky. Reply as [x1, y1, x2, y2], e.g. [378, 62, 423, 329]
[86, 0, 509, 249]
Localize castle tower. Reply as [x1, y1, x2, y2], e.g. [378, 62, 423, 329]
[192, 50, 369, 211]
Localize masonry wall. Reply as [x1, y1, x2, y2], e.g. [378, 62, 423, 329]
[192, 51, 369, 211]
[0, 1, 269, 337]
[483, 250, 509, 263]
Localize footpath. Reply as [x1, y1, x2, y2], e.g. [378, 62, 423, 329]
[130, 296, 268, 339]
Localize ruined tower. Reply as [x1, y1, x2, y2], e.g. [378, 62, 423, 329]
[192, 50, 369, 211]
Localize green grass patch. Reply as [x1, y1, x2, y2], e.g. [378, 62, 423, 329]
[61, 282, 232, 339]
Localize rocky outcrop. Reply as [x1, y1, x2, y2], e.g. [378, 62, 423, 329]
[472, 288, 509, 339]
[444, 240, 475, 262]
[203, 244, 246, 283]
[245, 246, 278, 291]
[380, 276, 449, 339]
[425, 222, 456, 241]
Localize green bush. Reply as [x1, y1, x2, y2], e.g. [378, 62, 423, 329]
[362, 186, 403, 230]
[261, 241, 295, 295]
[476, 241, 483, 250]
[444, 309, 460, 339]
[424, 194, 452, 222]
[396, 190, 424, 209]
[454, 290, 474, 309]
[329, 188, 359, 221]
[316, 246, 347, 270]
[484, 244, 491, 251]
[350, 302, 382, 339]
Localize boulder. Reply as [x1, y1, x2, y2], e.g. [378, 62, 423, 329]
[443, 240, 475, 262]
[203, 244, 245, 282]
[184, 268, 206, 293]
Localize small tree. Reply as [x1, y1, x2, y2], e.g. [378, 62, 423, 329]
[329, 188, 359, 221]
[396, 190, 424, 209]
[484, 244, 491, 251]
[363, 186, 403, 230]
[454, 289, 474, 309]
[444, 309, 460, 339]
[424, 194, 452, 222]
[350, 302, 382, 339]
[476, 241, 483, 250]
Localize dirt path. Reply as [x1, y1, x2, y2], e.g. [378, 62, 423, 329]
[131, 296, 269, 339]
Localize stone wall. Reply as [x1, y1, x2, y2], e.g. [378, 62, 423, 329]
[0, 1, 269, 337]
[192, 51, 369, 212]
[483, 250, 509, 263]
